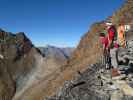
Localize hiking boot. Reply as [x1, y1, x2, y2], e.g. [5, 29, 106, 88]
[111, 68, 121, 77]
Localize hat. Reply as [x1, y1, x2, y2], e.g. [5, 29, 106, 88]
[105, 22, 113, 26]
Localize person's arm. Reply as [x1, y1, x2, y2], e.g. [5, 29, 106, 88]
[108, 28, 115, 48]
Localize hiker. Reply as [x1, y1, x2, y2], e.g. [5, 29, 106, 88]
[117, 23, 126, 48]
[105, 22, 120, 77]
[99, 32, 111, 69]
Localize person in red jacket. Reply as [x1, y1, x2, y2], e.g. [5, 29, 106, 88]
[105, 22, 120, 77]
[99, 32, 110, 69]
[99, 33, 109, 52]
[106, 22, 117, 47]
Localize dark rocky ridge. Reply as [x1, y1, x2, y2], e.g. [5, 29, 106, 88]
[0, 30, 43, 100]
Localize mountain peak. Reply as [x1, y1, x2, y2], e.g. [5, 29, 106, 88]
[0, 28, 5, 32]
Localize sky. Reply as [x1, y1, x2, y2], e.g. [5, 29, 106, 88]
[0, 0, 125, 47]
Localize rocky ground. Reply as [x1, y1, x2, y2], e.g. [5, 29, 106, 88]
[46, 41, 133, 100]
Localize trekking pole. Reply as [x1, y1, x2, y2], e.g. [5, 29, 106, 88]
[107, 49, 111, 69]
[125, 31, 128, 49]
[103, 49, 107, 68]
[102, 54, 105, 66]
[101, 49, 104, 66]
[105, 49, 110, 69]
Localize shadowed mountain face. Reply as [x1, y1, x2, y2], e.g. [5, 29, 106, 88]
[0, 30, 74, 100]
[0, 30, 41, 100]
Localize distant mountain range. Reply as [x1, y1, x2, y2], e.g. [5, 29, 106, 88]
[0, 0, 133, 100]
[39, 45, 74, 59]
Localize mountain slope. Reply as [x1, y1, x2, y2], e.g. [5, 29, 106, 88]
[1, 0, 133, 100]
[39, 45, 74, 65]
[29, 0, 133, 99]
[0, 30, 74, 100]
[13, 46, 74, 100]
[15, 22, 106, 100]
[0, 30, 40, 100]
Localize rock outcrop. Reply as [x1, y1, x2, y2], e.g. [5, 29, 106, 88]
[0, 30, 42, 100]
[47, 43, 133, 100]
[0, 30, 35, 99]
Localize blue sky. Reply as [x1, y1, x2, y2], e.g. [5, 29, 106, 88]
[0, 0, 124, 47]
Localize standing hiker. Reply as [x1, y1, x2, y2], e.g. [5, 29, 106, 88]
[105, 22, 120, 77]
[99, 32, 111, 69]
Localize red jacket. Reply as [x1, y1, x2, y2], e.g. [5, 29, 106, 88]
[100, 36, 109, 49]
[108, 26, 116, 41]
